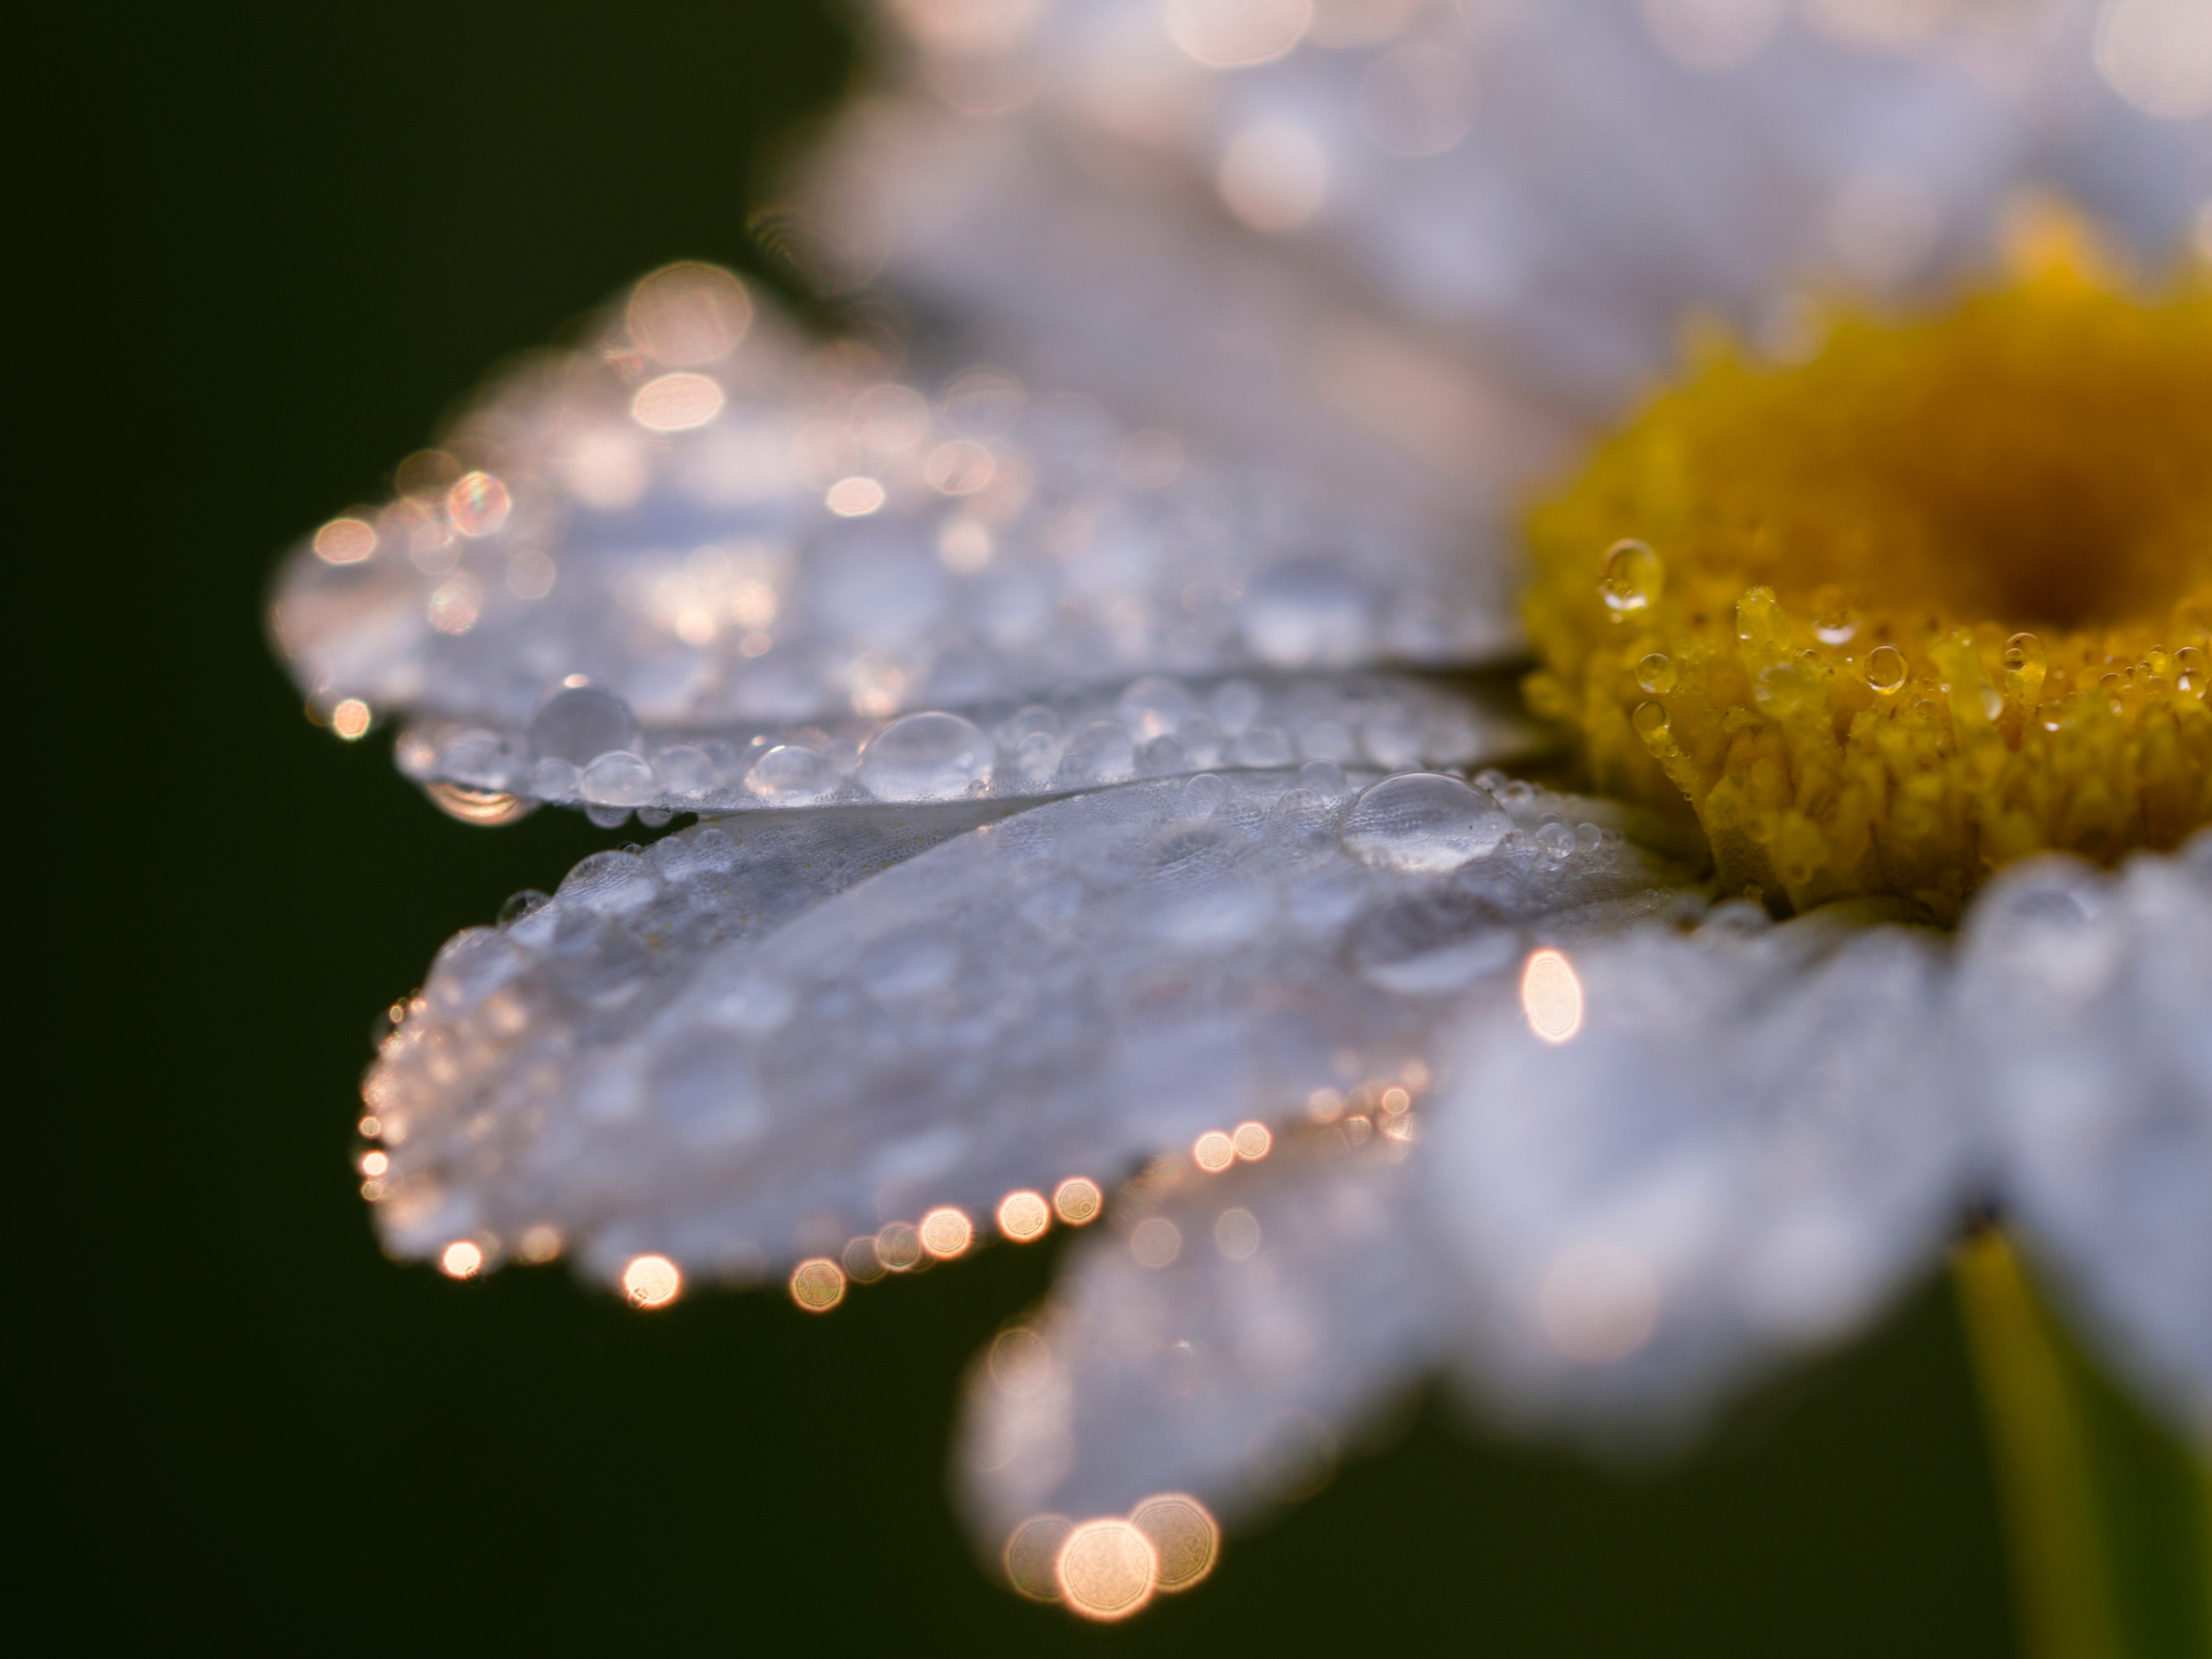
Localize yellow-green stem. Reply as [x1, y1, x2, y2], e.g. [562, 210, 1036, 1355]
[1953, 1231, 2212, 1659]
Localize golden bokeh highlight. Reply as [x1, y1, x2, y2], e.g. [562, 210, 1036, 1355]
[1130, 1216, 1183, 1269]
[1520, 949, 1586, 1045]
[789, 1256, 847, 1312]
[1524, 274, 2212, 920]
[516, 1225, 563, 1264]
[1053, 1178, 1103, 1226]
[631, 372, 727, 433]
[997, 1190, 1052, 1242]
[313, 517, 376, 564]
[842, 1235, 887, 1284]
[1004, 1515, 1075, 1601]
[331, 699, 372, 740]
[438, 1240, 483, 1280]
[919, 1206, 974, 1259]
[622, 1253, 682, 1309]
[876, 1221, 924, 1272]
[1193, 1130, 1237, 1172]
[1054, 1518, 1159, 1621]
[1231, 1120, 1273, 1161]
[1129, 1494, 1221, 1593]
[627, 261, 754, 364]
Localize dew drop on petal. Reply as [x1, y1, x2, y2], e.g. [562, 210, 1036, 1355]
[1339, 772, 1510, 873]
[920, 1206, 974, 1259]
[1005, 1516, 1075, 1601]
[857, 711, 994, 801]
[1128, 1495, 1220, 1593]
[997, 1190, 1051, 1242]
[439, 1241, 482, 1279]
[1055, 1519, 1158, 1621]
[789, 1256, 845, 1312]
[746, 744, 839, 804]
[1053, 1178, 1102, 1226]
[623, 1253, 682, 1309]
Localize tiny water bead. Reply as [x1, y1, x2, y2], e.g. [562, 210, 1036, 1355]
[1527, 274, 2212, 919]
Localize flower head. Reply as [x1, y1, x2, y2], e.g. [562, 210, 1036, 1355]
[276, 0, 2212, 1620]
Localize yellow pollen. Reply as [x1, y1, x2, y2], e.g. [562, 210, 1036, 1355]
[1524, 271, 2212, 921]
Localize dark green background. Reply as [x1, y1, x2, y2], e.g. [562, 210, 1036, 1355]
[48, 2, 2017, 1649]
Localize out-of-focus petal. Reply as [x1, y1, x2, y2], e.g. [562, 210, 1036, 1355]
[365, 763, 1697, 1289]
[1425, 899, 1971, 1442]
[271, 273, 1527, 819]
[816, 0, 2204, 445]
[959, 1132, 1453, 1553]
[1962, 833, 2212, 1444]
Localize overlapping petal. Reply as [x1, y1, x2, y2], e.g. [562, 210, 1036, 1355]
[365, 759, 1696, 1289]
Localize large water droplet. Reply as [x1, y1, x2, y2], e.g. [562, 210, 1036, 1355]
[1632, 700, 1669, 739]
[857, 711, 994, 801]
[1635, 652, 1675, 694]
[529, 686, 637, 764]
[1599, 539, 1662, 618]
[1867, 645, 1908, 695]
[746, 744, 838, 804]
[1340, 773, 1510, 873]
[581, 750, 657, 807]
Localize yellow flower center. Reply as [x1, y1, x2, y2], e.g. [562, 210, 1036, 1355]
[1522, 267, 2212, 922]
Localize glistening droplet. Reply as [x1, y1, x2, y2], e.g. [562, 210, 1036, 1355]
[1599, 539, 1662, 618]
[1635, 652, 1675, 694]
[1339, 773, 1510, 873]
[1867, 645, 1908, 695]
[857, 711, 994, 801]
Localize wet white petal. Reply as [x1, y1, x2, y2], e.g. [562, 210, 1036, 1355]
[960, 1135, 1452, 1542]
[816, 0, 2203, 450]
[1426, 901, 1972, 1442]
[1963, 835, 2212, 1443]
[365, 764, 1695, 1288]
[272, 277, 1520, 801]
[389, 670, 1539, 825]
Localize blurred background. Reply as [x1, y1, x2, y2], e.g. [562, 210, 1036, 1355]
[40, 1, 2022, 1648]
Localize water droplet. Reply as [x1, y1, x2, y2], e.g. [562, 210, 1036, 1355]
[858, 711, 994, 801]
[1812, 586, 1858, 646]
[424, 782, 535, 825]
[1534, 819, 1575, 861]
[1298, 759, 1348, 799]
[498, 889, 550, 926]
[1118, 676, 1195, 742]
[1599, 539, 1662, 617]
[1340, 773, 1511, 873]
[1013, 730, 1065, 781]
[1065, 720, 1136, 783]
[1632, 700, 1669, 739]
[529, 687, 638, 765]
[1635, 652, 1676, 694]
[2176, 645, 2206, 694]
[1232, 725, 1294, 768]
[1866, 645, 1908, 695]
[581, 750, 657, 807]
[1180, 773, 1228, 817]
[746, 744, 838, 804]
[2003, 632, 2044, 674]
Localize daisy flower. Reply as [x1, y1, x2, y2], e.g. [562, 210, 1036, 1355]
[272, 0, 2210, 1632]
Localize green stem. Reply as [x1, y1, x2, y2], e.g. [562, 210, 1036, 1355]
[1953, 1231, 2212, 1659]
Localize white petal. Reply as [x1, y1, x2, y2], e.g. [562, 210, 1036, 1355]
[958, 1134, 1451, 1548]
[272, 277, 1520, 802]
[1425, 902, 1972, 1442]
[822, 0, 2202, 443]
[388, 670, 1540, 825]
[1962, 836, 2212, 1443]
[365, 767, 1696, 1289]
